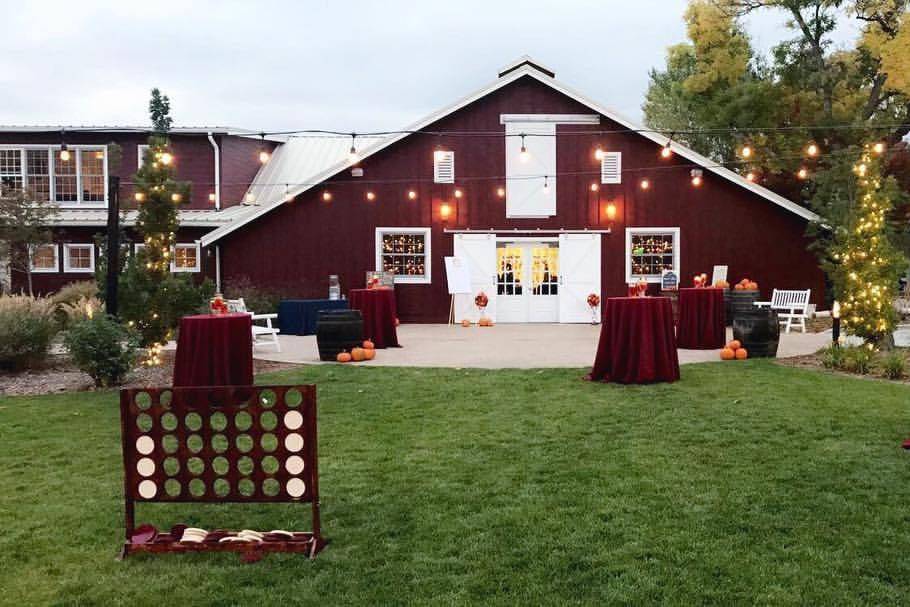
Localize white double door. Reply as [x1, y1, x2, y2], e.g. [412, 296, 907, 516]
[453, 233, 601, 324]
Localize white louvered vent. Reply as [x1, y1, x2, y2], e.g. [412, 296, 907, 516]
[600, 152, 622, 184]
[434, 150, 455, 184]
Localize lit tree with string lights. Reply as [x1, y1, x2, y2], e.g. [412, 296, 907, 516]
[826, 144, 908, 346]
[131, 89, 190, 363]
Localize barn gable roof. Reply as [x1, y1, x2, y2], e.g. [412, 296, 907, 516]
[200, 59, 818, 245]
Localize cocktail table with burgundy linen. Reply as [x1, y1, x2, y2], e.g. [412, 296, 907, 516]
[676, 287, 726, 349]
[587, 297, 680, 384]
[173, 313, 253, 387]
[348, 288, 400, 349]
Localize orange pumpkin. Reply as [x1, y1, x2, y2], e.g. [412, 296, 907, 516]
[363, 347, 376, 360]
[336, 351, 352, 363]
[747, 281, 759, 290]
[727, 340, 741, 350]
[735, 347, 748, 360]
[720, 348, 735, 360]
[351, 347, 366, 362]
[461, 319, 472, 327]
[363, 340, 375, 349]
[740, 278, 750, 286]
[394, 317, 400, 327]
[734, 283, 745, 290]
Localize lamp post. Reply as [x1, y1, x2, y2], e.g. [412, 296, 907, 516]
[105, 175, 120, 317]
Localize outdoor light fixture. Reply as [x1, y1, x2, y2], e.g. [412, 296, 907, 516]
[595, 146, 605, 161]
[59, 129, 71, 161]
[408, 190, 417, 200]
[873, 142, 886, 155]
[797, 167, 809, 180]
[832, 301, 841, 346]
[739, 144, 753, 159]
[639, 179, 650, 190]
[590, 183, 599, 192]
[348, 133, 358, 162]
[605, 203, 617, 220]
[497, 186, 506, 198]
[661, 142, 672, 158]
[258, 133, 270, 164]
[366, 191, 375, 201]
[245, 192, 255, 203]
[322, 190, 332, 202]
[519, 134, 529, 162]
[454, 188, 463, 198]
[440, 203, 452, 220]
[208, 193, 216, 202]
[690, 169, 703, 187]
[806, 143, 819, 157]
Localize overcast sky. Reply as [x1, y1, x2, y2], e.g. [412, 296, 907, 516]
[2, 1, 861, 134]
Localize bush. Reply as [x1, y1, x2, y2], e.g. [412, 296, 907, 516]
[63, 314, 139, 387]
[56, 295, 103, 330]
[0, 295, 57, 370]
[51, 281, 99, 307]
[842, 346, 873, 375]
[224, 275, 285, 314]
[881, 351, 907, 380]
[820, 346, 845, 370]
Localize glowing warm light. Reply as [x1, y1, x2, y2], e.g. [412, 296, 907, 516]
[605, 203, 617, 220]
[454, 188, 463, 198]
[797, 167, 809, 180]
[806, 143, 819, 157]
[590, 183, 599, 192]
[872, 142, 886, 155]
[366, 191, 376, 201]
[171, 193, 182, 203]
[692, 176, 703, 187]
[440, 203, 452, 219]
[245, 192, 255, 203]
[134, 192, 145, 202]
[95, 150, 104, 159]
[59, 147, 71, 162]
[258, 150, 271, 164]
[739, 145, 752, 159]
[208, 193, 216, 202]
[594, 146, 605, 161]
[159, 152, 173, 165]
[690, 169, 703, 187]
[322, 190, 332, 202]
[746, 172, 757, 182]
[660, 144, 672, 158]
[639, 179, 650, 190]
[408, 190, 417, 200]
[496, 187, 506, 198]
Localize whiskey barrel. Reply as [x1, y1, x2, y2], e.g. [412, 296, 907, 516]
[722, 288, 732, 326]
[316, 310, 364, 361]
[730, 289, 761, 323]
[733, 308, 780, 358]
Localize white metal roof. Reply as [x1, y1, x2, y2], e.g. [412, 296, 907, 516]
[200, 58, 819, 246]
[47, 205, 251, 228]
[0, 125, 269, 137]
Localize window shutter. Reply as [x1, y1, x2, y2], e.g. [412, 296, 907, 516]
[434, 151, 455, 184]
[600, 152, 621, 184]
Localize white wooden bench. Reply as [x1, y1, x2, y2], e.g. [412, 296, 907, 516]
[226, 298, 281, 352]
[754, 289, 811, 333]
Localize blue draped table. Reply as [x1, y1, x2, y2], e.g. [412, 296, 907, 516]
[278, 299, 349, 335]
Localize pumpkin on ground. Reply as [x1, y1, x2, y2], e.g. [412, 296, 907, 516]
[720, 348, 735, 360]
[727, 340, 741, 350]
[363, 347, 376, 360]
[351, 347, 366, 362]
[461, 319, 472, 327]
[336, 351, 352, 363]
[735, 347, 748, 360]
[363, 340, 375, 349]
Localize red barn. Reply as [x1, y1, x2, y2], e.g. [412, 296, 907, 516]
[203, 57, 825, 323]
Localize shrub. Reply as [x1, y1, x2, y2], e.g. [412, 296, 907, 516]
[842, 346, 873, 375]
[820, 346, 845, 370]
[881, 351, 907, 380]
[63, 314, 139, 387]
[224, 275, 285, 314]
[0, 295, 57, 370]
[51, 281, 99, 307]
[56, 295, 103, 330]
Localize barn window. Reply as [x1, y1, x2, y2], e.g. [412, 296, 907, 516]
[375, 227, 431, 284]
[30, 244, 59, 273]
[137, 144, 150, 169]
[0, 146, 106, 204]
[625, 227, 680, 283]
[433, 150, 454, 184]
[63, 244, 95, 273]
[0, 149, 24, 191]
[172, 243, 201, 273]
[600, 152, 622, 184]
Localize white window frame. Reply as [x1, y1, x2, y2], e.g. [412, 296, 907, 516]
[171, 242, 201, 273]
[625, 227, 680, 284]
[0, 145, 107, 208]
[375, 227, 432, 285]
[30, 243, 59, 273]
[63, 243, 96, 273]
[137, 144, 149, 169]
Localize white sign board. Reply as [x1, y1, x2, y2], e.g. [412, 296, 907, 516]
[711, 265, 728, 285]
[444, 256, 472, 295]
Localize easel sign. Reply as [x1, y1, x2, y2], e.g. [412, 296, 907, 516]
[444, 257, 472, 324]
[711, 265, 728, 286]
[661, 270, 678, 291]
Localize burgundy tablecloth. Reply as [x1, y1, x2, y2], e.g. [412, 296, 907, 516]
[173, 313, 253, 387]
[587, 297, 680, 384]
[676, 288, 726, 349]
[349, 288, 400, 349]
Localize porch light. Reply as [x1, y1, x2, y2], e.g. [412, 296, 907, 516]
[519, 134, 529, 162]
[408, 190, 417, 200]
[440, 203, 452, 220]
[605, 203, 617, 220]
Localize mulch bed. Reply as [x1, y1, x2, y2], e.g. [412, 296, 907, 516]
[777, 348, 910, 384]
[0, 351, 302, 397]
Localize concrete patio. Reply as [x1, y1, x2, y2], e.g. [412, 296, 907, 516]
[254, 323, 832, 369]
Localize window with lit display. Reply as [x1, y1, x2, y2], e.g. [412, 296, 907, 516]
[375, 228, 431, 284]
[625, 227, 680, 282]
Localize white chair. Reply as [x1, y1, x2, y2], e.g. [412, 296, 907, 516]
[754, 289, 811, 333]
[226, 298, 281, 352]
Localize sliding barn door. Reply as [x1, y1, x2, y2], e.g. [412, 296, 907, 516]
[558, 233, 601, 323]
[453, 233, 497, 322]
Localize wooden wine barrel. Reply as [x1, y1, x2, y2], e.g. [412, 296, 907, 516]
[733, 308, 780, 358]
[722, 288, 733, 326]
[316, 310, 364, 361]
[730, 289, 761, 323]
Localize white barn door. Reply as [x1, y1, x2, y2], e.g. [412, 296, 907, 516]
[453, 233, 497, 322]
[558, 233, 601, 323]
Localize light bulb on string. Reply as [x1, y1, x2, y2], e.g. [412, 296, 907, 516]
[496, 186, 506, 198]
[348, 133, 358, 162]
[59, 129, 70, 161]
[590, 183, 599, 192]
[739, 144, 752, 159]
[872, 142, 886, 155]
[690, 169, 703, 187]
[322, 190, 332, 202]
[454, 188, 463, 199]
[797, 167, 809, 180]
[595, 146, 605, 161]
[159, 152, 173, 165]
[543, 175, 550, 193]
[639, 179, 650, 190]
[408, 190, 417, 200]
[661, 135, 673, 158]
[366, 191, 375, 201]
[806, 142, 819, 157]
[745, 171, 757, 183]
[519, 134, 530, 162]
[258, 133, 270, 164]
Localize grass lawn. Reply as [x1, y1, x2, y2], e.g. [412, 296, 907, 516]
[2, 361, 910, 605]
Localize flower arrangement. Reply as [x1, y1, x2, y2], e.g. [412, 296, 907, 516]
[587, 293, 600, 308]
[474, 292, 489, 309]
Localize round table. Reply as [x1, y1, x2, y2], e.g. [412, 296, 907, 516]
[349, 288, 400, 349]
[173, 313, 253, 387]
[676, 288, 726, 349]
[587, 297, 680, 384]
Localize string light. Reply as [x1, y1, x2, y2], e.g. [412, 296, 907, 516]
[408, 190, 417, 200]
[797, 167, 809, 180]
[258, 133, 270, 164]
[690, 169, 703, 187]
[872, 142, 886, 155]
[806, 143, 819, 157]
[366, 191, 375, 201]
[739, 144, 753, 159]
[59, 129, 70, 161]
[660, 141, 673, 158]
[348, 133, 358, 162]
[245, 192, 255, 203]
[322, 190, 332, 201]
[496, 186, 505, 198]
[454, 188, 463, 198]
[134, 192, 145, 202]
[590, 183, 599, 192]
[159, 152, 173, 165]
[208, 193, 216, 202]
[745, 171, 757, 182]
[639, 179, 650, 190]
[543, 175, 550, 193]
[519, 134, 529, 162]
[171, 193, 181, 203]
[594, 146, 605, 161]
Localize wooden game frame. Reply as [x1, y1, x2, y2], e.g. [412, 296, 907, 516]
[118, 384, 325, 560]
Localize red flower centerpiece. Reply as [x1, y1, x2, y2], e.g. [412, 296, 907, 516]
[475, 291, 492, 326]
[587, 293, 601, 324]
